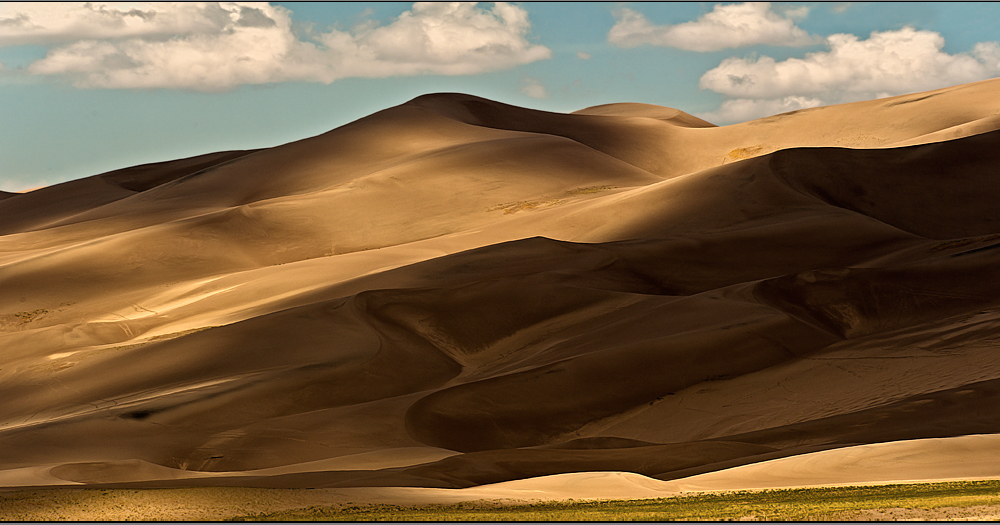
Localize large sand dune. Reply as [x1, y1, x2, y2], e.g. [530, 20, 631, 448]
[3, 78, 1000, 497]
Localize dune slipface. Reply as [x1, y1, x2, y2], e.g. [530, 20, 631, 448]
[3, 78, 1000, 492]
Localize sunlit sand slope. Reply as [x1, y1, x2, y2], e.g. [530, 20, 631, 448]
[2, 78, 1000, 491]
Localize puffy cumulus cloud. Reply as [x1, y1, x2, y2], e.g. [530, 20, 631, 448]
[608, 2, 817, 52]
[520, 76, 547, 98]
[576, 51, 591, 60]
[0, 2, 252, 45]
[700, 27, 1000, 99]
[698, 95, 821, 124]
[4, 2, 551, 91]
[974, 41, 1000, 70]
[22, 3, 299, 91]
[698, 27, 1000, 124]
[304, 2, 551, 78]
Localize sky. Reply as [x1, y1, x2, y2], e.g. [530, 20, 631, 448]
[1, 2, 999, 192]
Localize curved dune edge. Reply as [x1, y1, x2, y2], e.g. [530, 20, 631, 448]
[293, 433, 1000, 504]
[883, 113, 1000, 148]
[5, 434, 1000, 496]
[4, 435, 1000, 521]
[662, 433, 1000, 492]
[0, 447, 460, 488]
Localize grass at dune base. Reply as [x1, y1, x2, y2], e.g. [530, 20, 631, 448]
[232, 480, 1000, 521]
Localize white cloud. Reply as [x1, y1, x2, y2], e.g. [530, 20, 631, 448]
[830, 3, 853, 14]
[4, 2, 551, 91]
[696, 27, 1000, 124]
[608, 2, 817, 52]
[698, 95, 822, 124]
[974, 41, 1000, 70]
[778, 5, 809, 20]
[520, 76, 547, 98]
[0, 2, 248, 46]
[699, 27, 1000, 99]
[576, 51, 591, 60]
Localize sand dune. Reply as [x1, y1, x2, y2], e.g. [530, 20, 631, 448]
[572, 102, 717, 127]
[4, 435, 1000, 522]
[3, 78, 1000, 499]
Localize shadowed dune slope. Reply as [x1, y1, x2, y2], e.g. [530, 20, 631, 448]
[767, 131, 1000, 239]
[3, 79, 1000, 491]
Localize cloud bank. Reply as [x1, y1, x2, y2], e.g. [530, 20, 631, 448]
[701, 27, 1000, 98]
[608, 2, 817, 52]
[0, 2, 551, 91]
[606, 3, 1000, 123]
[699, 27, 1000, 123]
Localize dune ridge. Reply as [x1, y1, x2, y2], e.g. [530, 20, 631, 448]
[3, 78, 1000, 495]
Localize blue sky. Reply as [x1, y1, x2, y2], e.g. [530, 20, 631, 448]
[1, 2, 999, 192]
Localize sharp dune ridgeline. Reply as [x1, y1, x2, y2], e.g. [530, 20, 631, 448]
[3, 78, 1000, 498]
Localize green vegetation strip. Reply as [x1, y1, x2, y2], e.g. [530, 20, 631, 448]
[233, 479, 1000, 521]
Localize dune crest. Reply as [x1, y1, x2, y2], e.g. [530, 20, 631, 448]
[572, 102, 717, 127]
